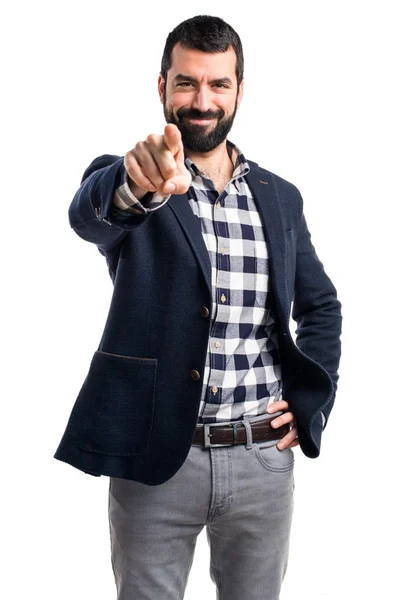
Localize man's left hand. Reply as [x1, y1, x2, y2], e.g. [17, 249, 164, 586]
[266, 400, 299, 450]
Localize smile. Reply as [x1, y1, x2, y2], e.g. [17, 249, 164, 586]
[185, 118, 215, 124]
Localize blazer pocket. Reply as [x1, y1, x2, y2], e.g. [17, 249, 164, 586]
[67, 350, 157, 456]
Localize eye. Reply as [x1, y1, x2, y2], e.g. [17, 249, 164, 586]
[176, 82, 229, 88]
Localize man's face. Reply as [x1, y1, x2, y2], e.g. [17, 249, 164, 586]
[159, 43, 243, 153]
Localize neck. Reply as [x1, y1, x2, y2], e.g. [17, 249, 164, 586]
[184, 140, 233, 176]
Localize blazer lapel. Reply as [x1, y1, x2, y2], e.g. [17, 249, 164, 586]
[245, 164, 290, 322]
[166, 162, 290, 321]
[167, 193, 213, 301]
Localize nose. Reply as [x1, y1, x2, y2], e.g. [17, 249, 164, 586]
[191, 85, 214, 114]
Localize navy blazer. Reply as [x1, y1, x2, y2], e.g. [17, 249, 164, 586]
[54, 154, 343, 485]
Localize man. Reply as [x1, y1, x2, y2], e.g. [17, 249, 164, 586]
[54, 14, 342, 600]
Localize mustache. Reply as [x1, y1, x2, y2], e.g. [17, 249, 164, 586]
[178, 110, 223, 120]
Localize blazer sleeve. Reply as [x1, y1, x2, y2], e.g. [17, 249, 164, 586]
[291, 195, 343, 428]
[68, 154, 165, 253]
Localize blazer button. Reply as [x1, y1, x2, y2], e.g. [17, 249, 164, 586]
[190, 370, 201, 381]
[200, 306, 209, 317]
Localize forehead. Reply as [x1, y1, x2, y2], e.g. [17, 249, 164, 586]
[169, 43, 237, 80]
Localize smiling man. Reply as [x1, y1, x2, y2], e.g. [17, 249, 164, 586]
[54, 14, 342, 600]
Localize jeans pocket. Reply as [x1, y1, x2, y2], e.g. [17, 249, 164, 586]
[253, 440, 295, 473]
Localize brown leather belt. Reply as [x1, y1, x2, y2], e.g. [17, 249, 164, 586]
[192, 417, 291, 447]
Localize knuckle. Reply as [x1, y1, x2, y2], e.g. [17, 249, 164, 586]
[145, 133, 158, 144]
[133, 141, 144, 153]
[124, 151, 136, 167]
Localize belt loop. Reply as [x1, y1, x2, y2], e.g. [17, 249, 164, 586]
[242, 419, 253, 449]
[232, 422, 239, 444]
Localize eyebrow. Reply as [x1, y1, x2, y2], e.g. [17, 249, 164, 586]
[173, 73, 233, 86]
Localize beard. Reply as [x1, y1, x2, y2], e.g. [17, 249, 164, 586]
[162, 94, 238, 153]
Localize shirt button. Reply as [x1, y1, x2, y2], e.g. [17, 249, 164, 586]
[190, 370, 201, 381]
[221, 247, 226, 254]
[211, 386, 218, 394]
[214, 341, 220, 348]
[221, 294, 226, 303]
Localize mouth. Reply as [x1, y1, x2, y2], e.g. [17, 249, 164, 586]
[185, 117, 215, 125]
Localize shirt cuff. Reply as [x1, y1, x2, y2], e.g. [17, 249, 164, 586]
[112, 169, 171, 215]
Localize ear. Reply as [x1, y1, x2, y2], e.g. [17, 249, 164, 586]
[237, 78, 244, 108]
[158, 74, 165, 104]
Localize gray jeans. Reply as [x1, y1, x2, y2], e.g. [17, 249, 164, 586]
[108, 414, 295, 600]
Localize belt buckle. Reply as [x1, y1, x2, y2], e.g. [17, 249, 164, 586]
[203, 421, 239, 448]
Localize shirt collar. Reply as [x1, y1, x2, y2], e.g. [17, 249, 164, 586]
[184, 139, 250, 183]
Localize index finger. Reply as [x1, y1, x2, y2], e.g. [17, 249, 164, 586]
[163, 123, 183, 156]
[266, 400, 289, 413]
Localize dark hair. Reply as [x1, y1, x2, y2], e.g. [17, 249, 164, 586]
[160, 15, 244, 89]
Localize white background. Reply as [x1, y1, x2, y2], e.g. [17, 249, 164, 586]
[2, 1, 399, 598]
